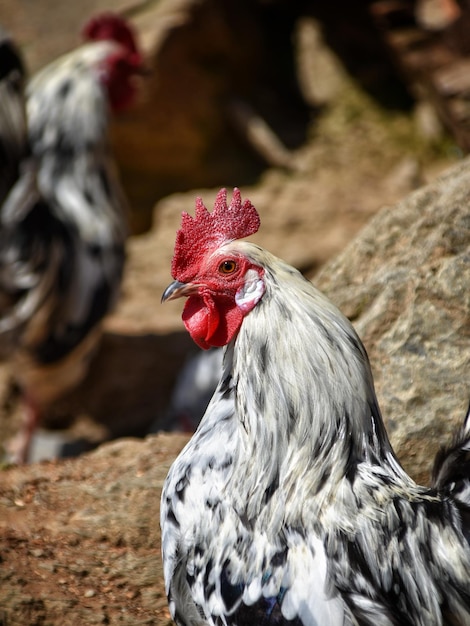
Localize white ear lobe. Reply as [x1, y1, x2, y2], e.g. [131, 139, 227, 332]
[235, 269, 265, 313]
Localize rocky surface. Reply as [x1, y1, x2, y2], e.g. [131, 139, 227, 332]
[315, 159, 470, 483]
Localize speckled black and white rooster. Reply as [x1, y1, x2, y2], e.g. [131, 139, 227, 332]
[161, 188, 470, 626]
[0, 14, 142, 462]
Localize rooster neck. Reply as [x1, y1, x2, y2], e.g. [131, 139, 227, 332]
[223, 257, 409, 514]
[26, 42, 116, 153]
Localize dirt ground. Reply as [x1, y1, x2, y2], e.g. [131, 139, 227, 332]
[0, 434, 190, 626]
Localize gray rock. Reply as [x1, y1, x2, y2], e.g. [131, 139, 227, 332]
[315, 157, 470, 482]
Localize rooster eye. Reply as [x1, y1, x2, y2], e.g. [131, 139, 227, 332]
[219, 260, 238, 274]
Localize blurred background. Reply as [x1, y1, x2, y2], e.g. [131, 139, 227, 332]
[0, 0, 468, 462]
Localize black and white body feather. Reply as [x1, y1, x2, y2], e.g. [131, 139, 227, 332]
[432, 404, 470, 520]
[0, 25, 135, 460]
[161, 242, 470, 626]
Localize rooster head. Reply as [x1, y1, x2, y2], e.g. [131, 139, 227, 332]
[82, 12, 143, 112]
[162, 188, 265, 349]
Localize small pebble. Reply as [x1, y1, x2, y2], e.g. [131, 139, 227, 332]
[30, 548, 44, 558]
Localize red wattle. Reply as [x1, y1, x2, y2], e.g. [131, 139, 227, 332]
[182, 295, 218, 350]
[182, 294, 244, 349]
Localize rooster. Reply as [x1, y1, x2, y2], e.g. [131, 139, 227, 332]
[0, 14, 143, 462]
[161, 188, 470, 626]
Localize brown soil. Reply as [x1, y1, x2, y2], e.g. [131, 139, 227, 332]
[0, 434, 190, 626]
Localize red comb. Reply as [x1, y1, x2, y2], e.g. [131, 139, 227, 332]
[172, 188, 260, 282]
[82, 13, 140, 59]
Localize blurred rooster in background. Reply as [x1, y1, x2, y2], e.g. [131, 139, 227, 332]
[161, 188, 470, 626]
[156, 347, 223, 433]
[0, 13, 143, 462]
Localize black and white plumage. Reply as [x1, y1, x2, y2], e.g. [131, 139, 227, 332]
[160, 189, 470, 626]
[0, 15, 142, 462]
[0, 25, 27, 208]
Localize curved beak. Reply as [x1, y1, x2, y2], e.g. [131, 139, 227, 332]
[161, 280, 200, 303]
